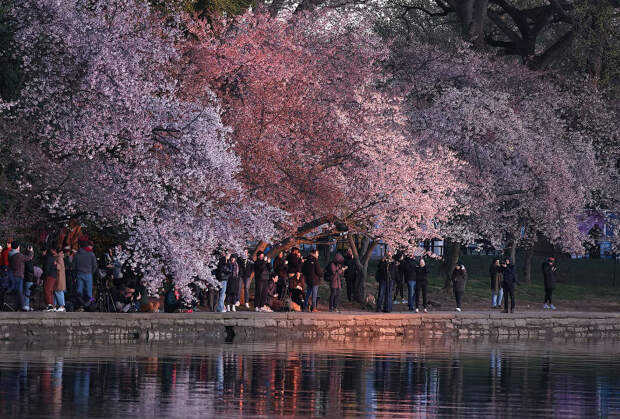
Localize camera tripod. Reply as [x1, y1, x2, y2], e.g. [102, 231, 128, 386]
[95, 278, 117, 313]
[0, 292, 15, 311]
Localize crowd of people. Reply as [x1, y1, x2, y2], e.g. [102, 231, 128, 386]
[191, 247, 362, 314]
[0, 236, 560, 314]
[0, 239, 145, 313]
[486, 256, 558, 313]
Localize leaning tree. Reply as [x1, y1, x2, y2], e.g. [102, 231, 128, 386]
[184, 11, 464, 301]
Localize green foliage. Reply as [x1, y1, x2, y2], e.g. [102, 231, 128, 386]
[572, 1, 620, 96]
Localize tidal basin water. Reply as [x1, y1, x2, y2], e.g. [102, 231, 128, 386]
[0, 338, 618, 418]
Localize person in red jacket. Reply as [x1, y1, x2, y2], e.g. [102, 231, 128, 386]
[0, 241, 11, 275]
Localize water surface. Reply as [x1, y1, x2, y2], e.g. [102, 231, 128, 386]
[0, 339, 618, 418]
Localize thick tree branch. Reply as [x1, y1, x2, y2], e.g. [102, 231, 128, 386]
[529, 29, 575, 70]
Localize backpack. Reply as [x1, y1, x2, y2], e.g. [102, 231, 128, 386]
[302, 259, 314, 279]
[324, 263, 334, 283]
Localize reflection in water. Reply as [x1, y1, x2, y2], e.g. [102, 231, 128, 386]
[0, 340, 618, 418]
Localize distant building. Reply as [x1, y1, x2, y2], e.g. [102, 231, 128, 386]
[577, 212, 617, 259]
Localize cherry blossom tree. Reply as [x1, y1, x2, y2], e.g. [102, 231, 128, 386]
[1, 0, 281, 294]
[183, 11, 465, 300]
[390, 38, 613, 280]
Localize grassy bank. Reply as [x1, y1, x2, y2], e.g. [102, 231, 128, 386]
[319, 254, 620, 311]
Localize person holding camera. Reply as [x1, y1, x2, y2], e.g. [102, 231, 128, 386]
[451, 263, 467, 312]
[501, 258, 518, 313]
[490, 258, 504, 308]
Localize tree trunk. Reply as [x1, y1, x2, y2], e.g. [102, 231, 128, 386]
[509, 240, 517, 265]
[442, 239, 461, 290]
[448, 0, 489, 50]
[524, 247, 534, 283]
[347, 234, 378, 304]
[252, 240, 268, 260]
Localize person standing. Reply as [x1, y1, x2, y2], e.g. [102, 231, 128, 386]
[402, 254, 417, 311]
[490, 259, 504, 308]
[238, 249, 254, 308]
[327, 253, 346, 312]
[215, 254, 232, 313]
[226, 254, 240, 312]
[54, 248, 66, 312]
[273, 251, 288, 298]
[415, 259, 429, 313]
[376, 251, 397, 313]
[501, 258, 517, 313]
[302, 249, 323, 312]
[286, 247, 303, 290]
[72, 240, 98, 301]
[542, 257, 557, 310]
[451, 263, 467, 312]
[8, 241, 33, 311]
[393, 253, 406, 305]
[1, 241, 11, 282]
[253, 252, 271, 311]
[42, 247, 58, 312]
[63, 247, 75, 294]
[343, 248, 357, 302]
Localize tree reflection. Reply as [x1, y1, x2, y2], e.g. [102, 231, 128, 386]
[0, 341, 617, 418]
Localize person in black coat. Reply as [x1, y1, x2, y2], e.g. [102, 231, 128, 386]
[286, 247, 303, 290]
[215, 254, 233, 312]
[253, 252, 271, 310]
[542, 257, 557, 310]
[238, 249, 254, 308]
[393, 253, 406, 305]
[501, 259, 518, 313]
[451, 264, 467, 312]
[273, 252, 288, 299]
[376, 252, 397, 313]
[401, 255, 417, 311]
[225, 254, 240, 311]
[302, 249, 323, 312]
[343, 248, 358, 302]
[415, 259, 429, 312]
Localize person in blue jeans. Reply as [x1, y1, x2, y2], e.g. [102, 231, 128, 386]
[302, 249, 323, 312]
[8, 242, 33, 311]
[72, 241, 98, 301]
[402, 255, 417, 311]
[215, 254, 233, 312]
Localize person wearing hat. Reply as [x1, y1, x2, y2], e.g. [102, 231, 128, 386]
[542, 257, 557, 309]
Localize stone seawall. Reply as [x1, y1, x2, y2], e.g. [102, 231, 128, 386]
[0, 311, 618, 343]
